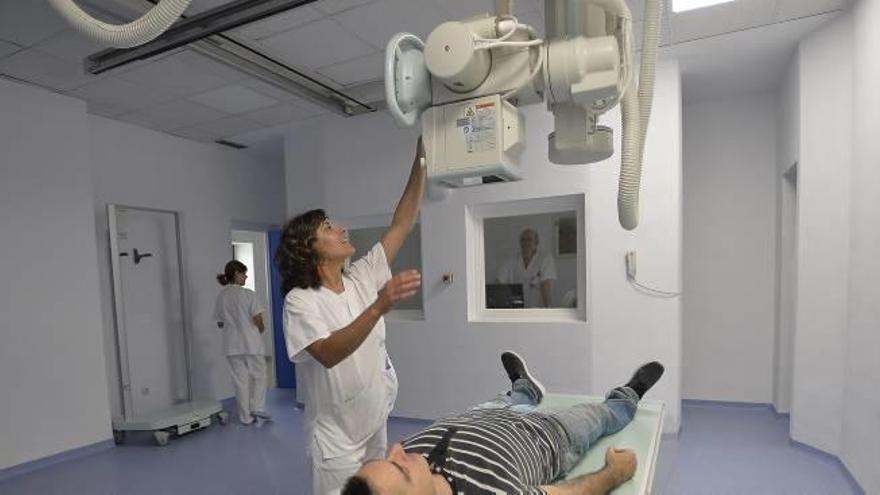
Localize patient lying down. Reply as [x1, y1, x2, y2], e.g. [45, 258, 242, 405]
[343, 352, 664, 495]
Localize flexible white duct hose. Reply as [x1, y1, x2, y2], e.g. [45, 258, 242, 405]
[617, 0, 660, 230]
[47, 0, 192, 49]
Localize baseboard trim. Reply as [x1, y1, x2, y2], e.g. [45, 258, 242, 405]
[682, 398, 775, 409]
[0, 439, 114, 482]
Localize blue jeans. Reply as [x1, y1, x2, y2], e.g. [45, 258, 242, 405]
[471, 380, 639, 473]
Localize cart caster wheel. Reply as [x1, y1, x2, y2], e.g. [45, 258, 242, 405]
[218, 411, 229, 425]
[153, 431, 170, 446]
[113, 430, 126, 445]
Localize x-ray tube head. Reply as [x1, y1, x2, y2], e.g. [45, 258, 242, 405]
[384, 0, 662, 230]
[425, 21, 492, 93]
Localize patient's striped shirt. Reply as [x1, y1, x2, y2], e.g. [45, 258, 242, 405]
[401, 408, 568, 494]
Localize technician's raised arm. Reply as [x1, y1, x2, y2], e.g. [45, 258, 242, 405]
[381, 137, 427, 264]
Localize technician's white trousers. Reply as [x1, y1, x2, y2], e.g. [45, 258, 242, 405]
[310, 423, 387, 495]
[227, 354, 268, 424]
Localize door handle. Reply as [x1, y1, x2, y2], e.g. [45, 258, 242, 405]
[133, 248, 153, 264]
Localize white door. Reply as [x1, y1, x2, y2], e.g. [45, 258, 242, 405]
[110, 206, 189, 419]
[231, 230, 276, 387]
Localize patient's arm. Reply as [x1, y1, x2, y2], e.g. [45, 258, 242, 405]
[540, 448, 637, 495]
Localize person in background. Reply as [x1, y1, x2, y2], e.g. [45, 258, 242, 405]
[276, 137, 426, 494]
[497, 227, 557, 308]
[214, 260, 270, 425]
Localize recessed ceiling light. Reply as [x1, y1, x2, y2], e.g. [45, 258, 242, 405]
[672, 0, 737, 13]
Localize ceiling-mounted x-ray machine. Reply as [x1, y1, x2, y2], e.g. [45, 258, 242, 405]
[47, 0, 660, 230]
[386, 0, 661, 230]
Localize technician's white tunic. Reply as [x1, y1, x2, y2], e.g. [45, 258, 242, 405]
[214, 285, 266, 356]
[284, 243, 397, 486]
[497, 251, 558, 308]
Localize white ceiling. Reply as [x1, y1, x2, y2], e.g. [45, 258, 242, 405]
[0, 0, 851, 147]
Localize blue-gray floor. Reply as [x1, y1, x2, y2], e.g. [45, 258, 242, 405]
[0, 391, 862, 494]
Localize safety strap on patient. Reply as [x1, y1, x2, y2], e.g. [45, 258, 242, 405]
[427, 427, 459, 493]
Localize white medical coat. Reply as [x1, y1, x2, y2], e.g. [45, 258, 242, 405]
[497, 251, 558, 308]
[214, 285, 266, 356]
[284, 243, 398, 460]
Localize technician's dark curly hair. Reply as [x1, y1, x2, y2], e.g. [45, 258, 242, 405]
[275, 209, 328, 295]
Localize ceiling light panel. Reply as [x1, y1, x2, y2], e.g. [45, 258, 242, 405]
[672, 0, 737, 13]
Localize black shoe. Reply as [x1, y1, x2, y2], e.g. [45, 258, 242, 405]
[624, 361, 665, 399]
[501, 351, 546, 403]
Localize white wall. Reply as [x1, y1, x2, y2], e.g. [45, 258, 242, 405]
[285, 121, 326, 214]
[681, 92, 778, 403]
[841, 0, 880, 492]
[790, 11, 853, 455]
[285, 61, 683, 432]
[0, 80, 111, 469]
[773, 56, 800, 414]
[89, 116, 286, 418]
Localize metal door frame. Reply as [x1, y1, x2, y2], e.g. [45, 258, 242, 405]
[107, 204, 192, 421]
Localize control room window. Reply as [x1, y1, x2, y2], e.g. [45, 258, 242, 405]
[468, 195, 586, 322]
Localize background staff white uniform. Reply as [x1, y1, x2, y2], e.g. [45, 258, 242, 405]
[214, 261, 270, 425]
[497, 228, 557, 308]
[277, 138, 426, 495]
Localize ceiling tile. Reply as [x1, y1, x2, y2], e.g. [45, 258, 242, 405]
[0, 39, 20, 59]
[0, 48, 99, 91]
[287, 93, 330, 114]
[171, 126, 222, 142]
[668, 0, 777, 44]
[86, 101, 130, 118]
[70, 77, 176, 111]
[176, 50, 251, 82]
[433, 0, 494, 19]
[307, 70, 345, 90]
[238, 77, 301, 101]
[333, 0, 451, 49]
[0, 0, 70, 47]
[775, 0, 849, 20]
[121, 100, 230, 131]
[116, 114, 167, 134]
[184, 0, 232, 16]
[341, 79, 384, 102]
[184, 0, 235, 15]
[258, 18, 374, 69]
[243, 101, 324, 126]
[313, 0, 374, 15]
[118, 51, 236, 96]
[191, 115, 266, 138]
[33, 29, 109, 62]
[232, 5, 325, 39]
[190, 84, 280, 113]
[316, 51, 383, 86]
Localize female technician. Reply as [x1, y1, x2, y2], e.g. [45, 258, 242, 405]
[276, 137, 425, 494]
